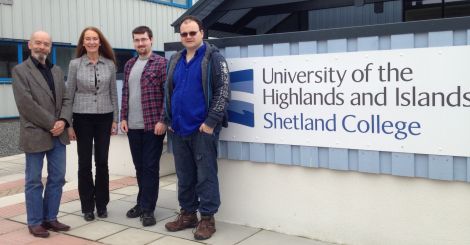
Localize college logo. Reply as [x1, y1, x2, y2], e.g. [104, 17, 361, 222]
[228, 69, 254, 127]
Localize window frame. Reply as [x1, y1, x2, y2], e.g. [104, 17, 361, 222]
[0, 40, 24, 83]
[144, 0, 192, 9]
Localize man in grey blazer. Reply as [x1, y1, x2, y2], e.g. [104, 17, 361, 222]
[12, 31, 72, 238]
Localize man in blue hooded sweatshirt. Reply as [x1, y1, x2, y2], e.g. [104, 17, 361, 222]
[163, 15, 230, 240]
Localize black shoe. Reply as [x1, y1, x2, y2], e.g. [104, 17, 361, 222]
[140, 212, 156, 227]
[84, 212, 95, 221]
[126, 205, 142, 218]
[97, 209, 108, 218]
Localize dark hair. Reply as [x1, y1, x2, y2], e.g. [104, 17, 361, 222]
[180, 15, 204, 31]
[76, 26, 116, 65]
[132, 26, 153, 39]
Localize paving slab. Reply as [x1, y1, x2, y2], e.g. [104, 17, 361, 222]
[65, 221, 127, 241]
[143, 216, 261, 245]
[238, 230, 335, 245]
[148, 236, 204, 245]
[99, 227, 164, 245]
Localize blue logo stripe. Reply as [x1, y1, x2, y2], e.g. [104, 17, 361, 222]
[230, 69, 253, 94]
[228, 100, 254, 127]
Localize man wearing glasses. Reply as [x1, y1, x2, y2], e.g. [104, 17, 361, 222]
[120, 26, 167, 227]
[163, 15, 230, 240]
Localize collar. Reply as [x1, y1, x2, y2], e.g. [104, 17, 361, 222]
[31, 56, 53, 69]
[182, 42, 206, 57]
[81, 54, 106, 65]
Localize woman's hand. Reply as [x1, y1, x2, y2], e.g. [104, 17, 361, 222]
[111, 122, 118, 135]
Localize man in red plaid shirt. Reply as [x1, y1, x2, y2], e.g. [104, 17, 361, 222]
[120, 26, 167, 227]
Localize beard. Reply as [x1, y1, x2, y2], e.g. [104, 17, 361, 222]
[31, 52, 47, 63]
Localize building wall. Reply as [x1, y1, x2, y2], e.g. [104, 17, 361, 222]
[309, 1, 402, 30]
[207, 29, 470, 183]
[0, 0, 186, 51]
[0, 0, 188, 119]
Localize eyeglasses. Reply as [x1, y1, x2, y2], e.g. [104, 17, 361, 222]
[180, 31, 199, 38]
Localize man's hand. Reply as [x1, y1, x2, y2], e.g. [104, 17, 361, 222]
[199, 123, 214, 135]
[50, 120, 65, 136]
[120, 120, 128, 133]
[68, 128, 77, 141]
[154, 122, 167, 135]
[111, 122, 118, 135]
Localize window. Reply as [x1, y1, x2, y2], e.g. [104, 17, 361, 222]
[404, 0, 470, 21]
[114, 49, 135, 79]
[0, 43, 18, 78]
[55, 46, 76, 79]
[22, 43, 30, 62]
[144, 0, 191, 9]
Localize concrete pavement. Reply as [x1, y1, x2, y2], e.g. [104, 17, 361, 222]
[0, 153, 336, 245]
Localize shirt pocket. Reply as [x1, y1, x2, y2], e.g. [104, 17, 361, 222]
[143, 72, 159, 87]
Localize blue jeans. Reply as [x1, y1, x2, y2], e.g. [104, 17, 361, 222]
[25, 138, 66, 226]
[171, 130, 220, 216]
[127, 129, 165, 212]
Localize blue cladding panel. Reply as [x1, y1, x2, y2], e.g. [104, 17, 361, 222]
[468, 158, 470, 182]
[264, 44, 273, 56]
[225, 46, 241, 58]
[414, 33, 428, 48]
[273, 43, 290, 56]
[414, 154, 429, 178]
[429, 155, 453, 181]
[453, 30, 467, 46]
[265, 144, 275, 162]
[318, 147, 329, 168]
[247, 45, 264, 57]
[219, 141, 228, 159]
[392, 153, 414, 177]
[241, 142, 250, 161]
[290, 42, 299, 55]
[348, 149, 359, 171]
[327, 39, 347, 53]
[298, 41, 317, 54]
[428, 31, 453, 47]
[357, 36, 379, 51]
[380, 152, 392, 174]
[291, 145, 301, 166]
[227, 142, 243, 160]
[379, 36, 391, 50]
[347, 38, 357, 52]
[391, 34, 414, 49]
[358, 150, 380, 174]
[453, 157, 467, 182]
[468, 29, 470, 44]
[274, 144, 291, 165]
[329, 148, 349, 170]
[240, 46, 248, 58]
[317, 41, 328, 53]
[249, 143, 266, 163]
[300, 146, 319, 168]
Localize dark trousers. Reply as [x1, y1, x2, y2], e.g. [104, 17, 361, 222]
[171, 130, 221, 216]
[73, 113, 112, 213]
[127, 129, 165, 212]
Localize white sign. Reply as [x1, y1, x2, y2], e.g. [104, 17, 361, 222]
[222, 45, 470, 157]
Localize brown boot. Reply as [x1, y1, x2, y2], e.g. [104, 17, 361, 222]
[193, 215, 216, 240]
[165, 209, 198, 232]
[28, 225, 50, 238]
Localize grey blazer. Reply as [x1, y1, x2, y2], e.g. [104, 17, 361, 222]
[66, 55, 119, 125]
[12, 57, 72, 153]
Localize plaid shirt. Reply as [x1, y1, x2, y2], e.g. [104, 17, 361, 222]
[121, 53, 167, 131]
